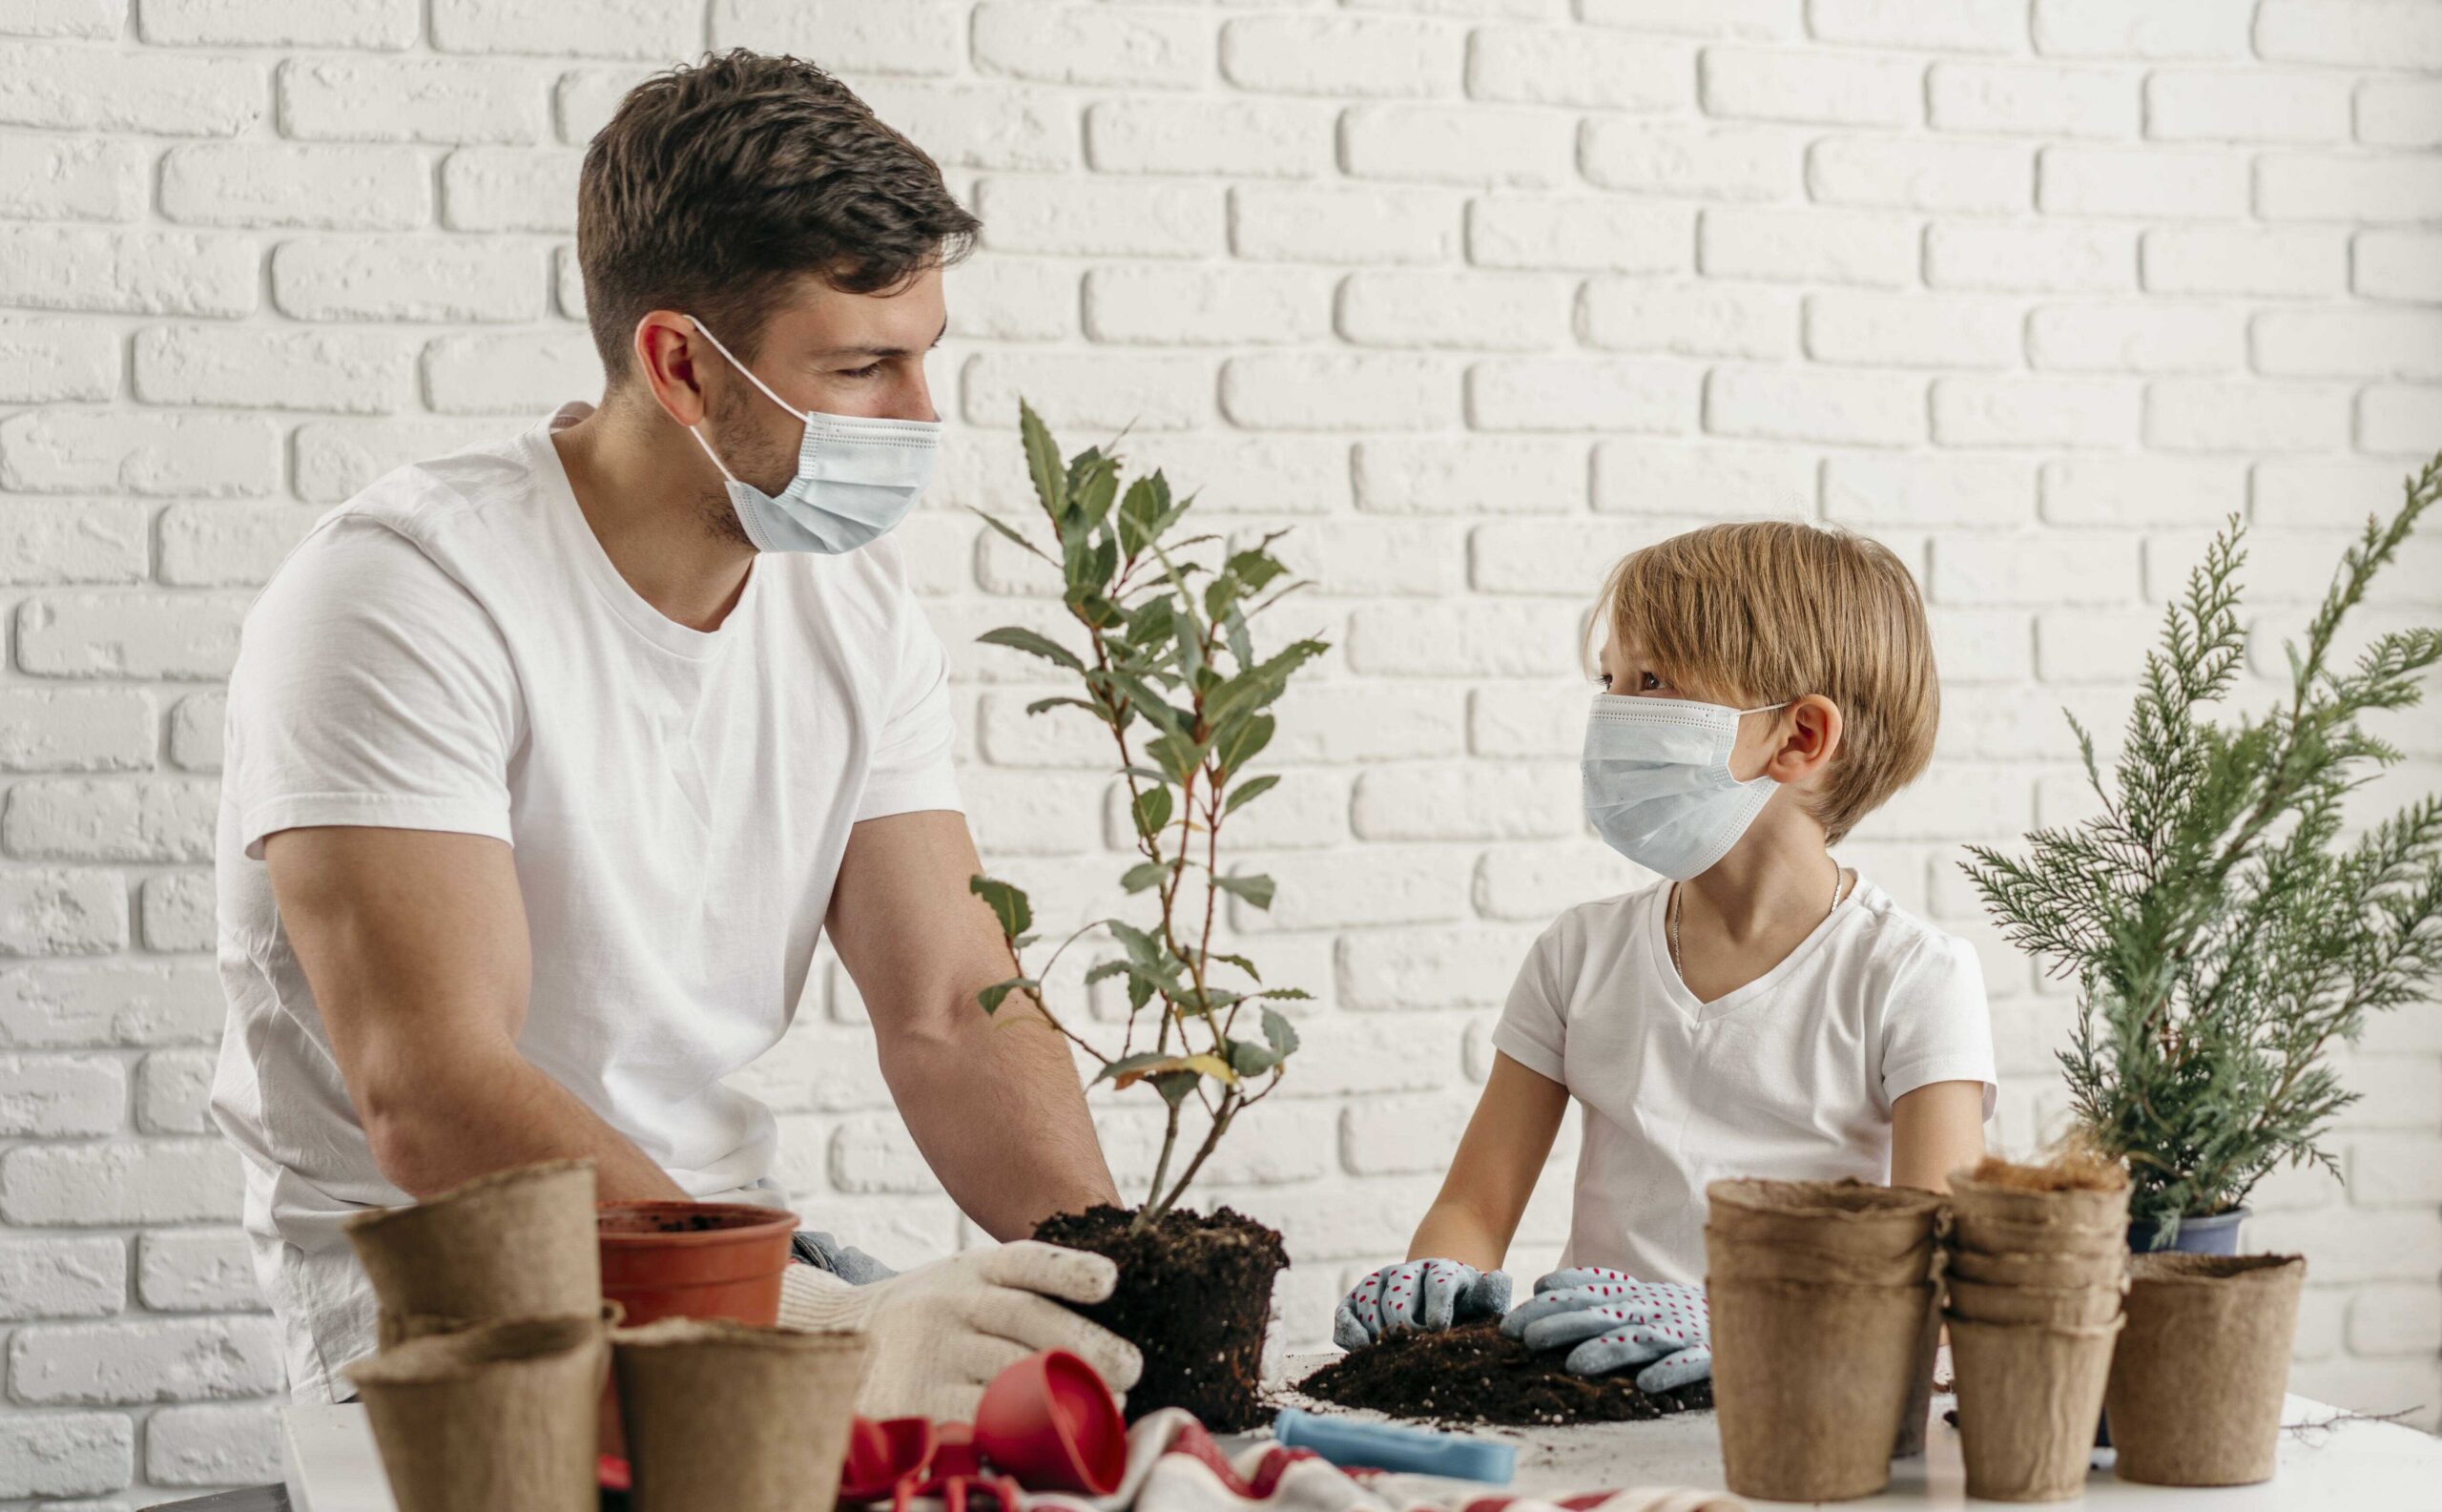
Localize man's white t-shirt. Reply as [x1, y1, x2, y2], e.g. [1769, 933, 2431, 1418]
[210, 404, 962, 1401]
[1492, 877, 1997, 1286]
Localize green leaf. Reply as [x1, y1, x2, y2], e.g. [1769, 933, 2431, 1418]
[1227, 1039, 1280, 1078]
[1149, 1070, 1200, 1108]
[1118, 475, 1168, 558]
[1020, 402, 1066, 520]
[977, 626, 1083, 673]
[1228, 544, 1290, 595]
[1025, 695, 1105, 719]
[1147, 732, 1208, 785]
[968, 875, 1033, 941]
[1121, 860, 1169, 894]
[1212, 713, 1274, 777]
[969, 507, 1050, 564]
[1262, 1005, 1301, 1057]
[1214, 872, 1276, 911]
[1132, 786, 1173, 837]
[1073, 461, 1119, 534]
[1107, 921, 1162, 965]
[1222, 774, 1281, 818]
[1208, 951, 1262, 983]
[1083, 960, 1129, 986]
[978, 976, 1038, 1016]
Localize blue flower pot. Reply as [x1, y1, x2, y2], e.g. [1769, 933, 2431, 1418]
[2126, 1207, 2249, 1256]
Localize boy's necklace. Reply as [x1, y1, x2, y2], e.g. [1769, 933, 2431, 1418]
[1670, 865, 1853, 980]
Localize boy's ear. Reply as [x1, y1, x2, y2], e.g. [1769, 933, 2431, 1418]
[1765, 694, 1844, 785]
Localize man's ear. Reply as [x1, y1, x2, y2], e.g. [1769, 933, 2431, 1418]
[1766, 694, 1844, 784]
[633, 310, 713, 427]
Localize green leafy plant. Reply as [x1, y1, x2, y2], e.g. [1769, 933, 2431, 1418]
[967, 403, 1327, 1229]
[1965, 452, 2442, 1238]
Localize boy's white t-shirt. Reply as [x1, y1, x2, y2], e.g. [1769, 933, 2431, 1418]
[210, 404, 962, 1401]
[1492, 877, 1997, 1287]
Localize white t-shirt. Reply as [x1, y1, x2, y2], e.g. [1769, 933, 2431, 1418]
[210, 404, 962, 1401]
[1492, 877, 1996, 1287]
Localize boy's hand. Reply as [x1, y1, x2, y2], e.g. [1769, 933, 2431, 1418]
[1501, 1268, 1711, 1394]
[1334, 1259, 1512, 1351]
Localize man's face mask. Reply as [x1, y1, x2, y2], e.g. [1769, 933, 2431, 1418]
[683, 315, 941, 555]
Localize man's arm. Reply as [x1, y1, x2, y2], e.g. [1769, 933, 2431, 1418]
[266, 824, 687, 1201]
[827, 810, 1120, 1237]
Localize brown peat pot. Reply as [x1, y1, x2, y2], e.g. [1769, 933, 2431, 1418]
[2103, 1253, 2306, 1487]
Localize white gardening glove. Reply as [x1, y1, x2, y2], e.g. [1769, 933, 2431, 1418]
[777, 1240, 1143, 1421]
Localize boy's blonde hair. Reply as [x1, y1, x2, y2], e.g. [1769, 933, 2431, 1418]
[1602, 521, 1938, 844]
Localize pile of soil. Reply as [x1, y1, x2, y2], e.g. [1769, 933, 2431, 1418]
[1037, 1204, 1288, 1433]
[1298, 1322, 1714, 1429]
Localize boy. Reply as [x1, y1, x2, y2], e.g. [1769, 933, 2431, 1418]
[1335, 522, 1994, 1392]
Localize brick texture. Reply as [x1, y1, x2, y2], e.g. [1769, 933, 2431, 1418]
[0, 4, 2436, 1502]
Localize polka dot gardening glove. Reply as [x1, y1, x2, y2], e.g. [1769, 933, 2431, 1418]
[1500, 1267, 1712, 1395]
[1333, 1259, 1513, 1351]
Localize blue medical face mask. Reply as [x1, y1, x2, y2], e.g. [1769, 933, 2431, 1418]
[683, 316, 941, 554]
[1582, 693, 1791, 881]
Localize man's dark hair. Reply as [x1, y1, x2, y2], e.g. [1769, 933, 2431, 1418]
[577, 51, 979, 383]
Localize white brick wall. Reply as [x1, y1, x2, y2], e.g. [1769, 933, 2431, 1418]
[1, 0, 2438, 1501]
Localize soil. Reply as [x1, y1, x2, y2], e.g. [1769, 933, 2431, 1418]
[1035, 1204, 1288, 1433]
[1297, 1322, 1714, 1429]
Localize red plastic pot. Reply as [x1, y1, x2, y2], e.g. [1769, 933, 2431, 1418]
[975, 1349, 1128, 1496]
[597, 1201, 800, 1329]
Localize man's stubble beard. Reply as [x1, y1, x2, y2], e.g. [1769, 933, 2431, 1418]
[695, 380, 793, 549]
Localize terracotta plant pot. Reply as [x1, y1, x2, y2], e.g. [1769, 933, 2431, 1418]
[1033, 1204, 1287, 1433]
[597, 1201, 801, 1330]
[1950, 1246, 2127, 1291]
[1948, 1275, 2123, 1328]
[343, 1159, 599, 1348]
[2103, 1253, 2305, 1487]
[1710, 1275, 1936, 1502]
[596, 1201, 800, 1458]
[1948, 1313, 2123, 1502]
[346, 1311, 611, 1512]
[612, 1317, 873, 1512]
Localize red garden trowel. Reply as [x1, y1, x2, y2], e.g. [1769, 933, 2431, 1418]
[838, 1349, 1129, 1512]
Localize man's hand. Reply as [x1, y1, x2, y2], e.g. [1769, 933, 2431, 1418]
[1334, 1259, 1511, 1350]
[827, 811, 1120, 1238]
[1501, 1268, 1712, 1393]
[265, 825, 686, 1201]
[778, 1240, 1142, 1420]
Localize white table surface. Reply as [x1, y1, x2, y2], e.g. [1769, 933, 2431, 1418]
[284, 1355, 2442, 1512]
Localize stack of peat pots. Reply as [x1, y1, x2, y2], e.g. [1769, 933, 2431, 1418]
[341, 1159, 873, 1512]
[342, 1160, 617, 1512]
[1943, 1158, 2131, 1502]
[1705, 1177, 1947, 1502]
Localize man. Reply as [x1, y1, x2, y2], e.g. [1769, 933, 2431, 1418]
[211, 52, 1138, 1418]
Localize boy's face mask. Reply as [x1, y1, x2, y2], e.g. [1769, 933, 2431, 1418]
[683, 315, 941, 555]
[1582, 694, 1790, 880]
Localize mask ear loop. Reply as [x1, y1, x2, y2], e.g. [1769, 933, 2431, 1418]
[678, 314, 805, 488]
[681, 314, 810, 423]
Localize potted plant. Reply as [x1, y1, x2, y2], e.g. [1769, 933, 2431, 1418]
[1965, 452, 2442, 1253]
[965, 403, 1325, 1429]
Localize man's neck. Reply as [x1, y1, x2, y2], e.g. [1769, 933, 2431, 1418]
[550, 397, 757, 633]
